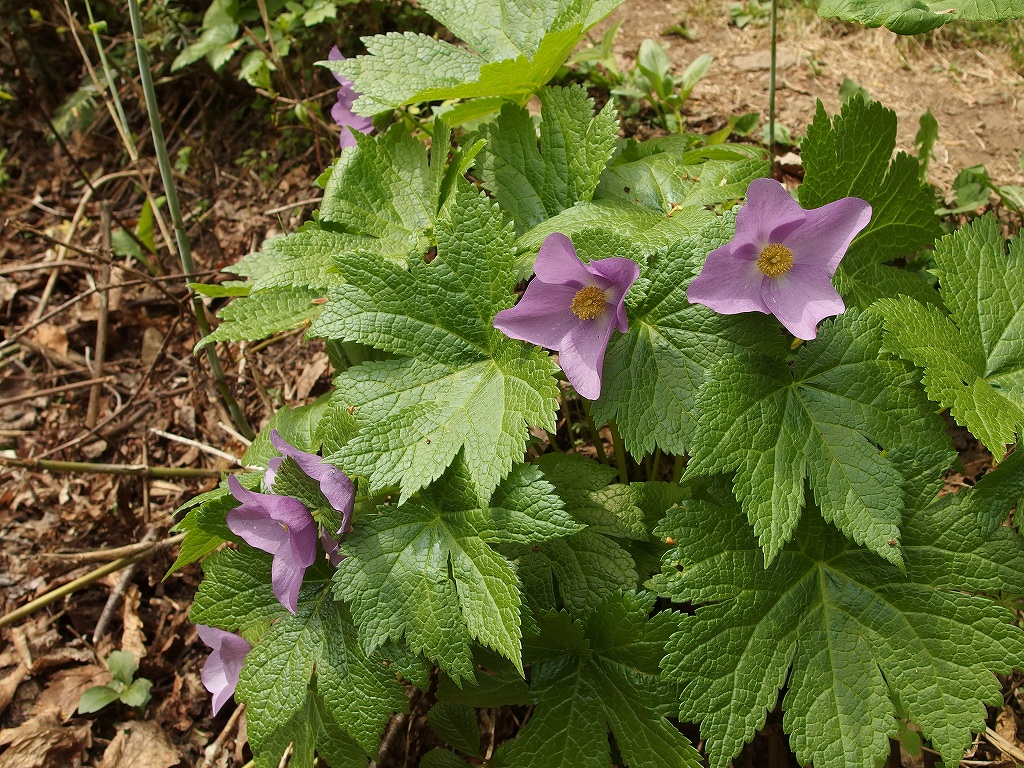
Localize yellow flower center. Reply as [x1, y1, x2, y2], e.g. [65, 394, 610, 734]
[571, 285, 607, 320]
[756, 243, 794, 278]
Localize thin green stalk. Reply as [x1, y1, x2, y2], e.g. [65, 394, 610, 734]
[125, 0, 254, 440]
[83, 0, 132, 152]
[562, 394, 580, 453]
[672, 454, 685, 484]
[768, 0, 778, 159]
[650, 447, 662, 481]
[609, 420, 629, 484]
[0, 456, 229, 478]
[580, 398, 609, 465]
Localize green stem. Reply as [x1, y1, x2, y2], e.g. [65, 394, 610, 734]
[580, 398, 609, 465]
[125, 0, 254, 440]
[562, 395, 579, 453]
[650, 448, 662, 481]
[609, 420, 629, 484]
[0, 456, 230, 478]
[768, 0, 778, 159]
[672, 454, 685, 484]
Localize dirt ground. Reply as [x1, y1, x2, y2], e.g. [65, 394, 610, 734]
[606, 0, 1024, 190]
[0, 1, 1021, 766]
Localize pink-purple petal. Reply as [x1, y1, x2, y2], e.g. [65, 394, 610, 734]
[783, 196, 873, 273]
[271, 555, 309, 615]
[559, 314, 616, 400]
[762, 264, 845, 340]
[532, 232, 595, 287]
[494, 282, 583, 350]
[268, 431, 356, 526]
[731, 178, 805, 250]
[225, 504, 291, 554]
[197, 625, 251, 715]
[687, 246, 771, 315]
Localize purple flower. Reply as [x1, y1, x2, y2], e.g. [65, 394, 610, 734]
[686, 178, 871, 340]
[265, 430, 353, 566]
[226, 474, 317, 614]
[328, 46, 373, 149]
[197, 625, 252, 715]
[493, 232, 639, 400]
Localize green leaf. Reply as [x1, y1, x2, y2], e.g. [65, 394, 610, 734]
[875, 215, 1024, 457]
[420, 749, 474, 768]
[190, 548, 287, 635]
[435, 647, 531, 708]
[799, 96, 942, 308]
[106, 650, 138, 686]
[232, 565, 406, 764]
[499, 593, 701, 768]
[119, 677, 153, 708]
[654, 481, 1024, 768]
[685, 309, 952, 565]
[595, 138, 770, 214]
[973, 448, 1024, 531]
[505, 454, 650, 615]
[77, 685, 121, 714]
[427, 702, 480, 756]
[817, 0, 1024, 34]
[592, 218, 789, 457]
[334, 461, 570, 681]
[309, 185, 559, 501]
[474, 85, 618, 234]
[326, 0, 623, 120]
[197, 287, 322, 348]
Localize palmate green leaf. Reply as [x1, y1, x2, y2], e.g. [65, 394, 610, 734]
[199, 558, 407, 767]
[474, 85, 618, 235]
[875, 214, 1024, 458]
[818, 0, 1024, 34]
[592, 217, 788, 457]
[654, 480, 1024, 768]
[327, 0, 622, 120]
[595, 138, 770, 214]
[309, 185, 559, 501]
[499, 593, 701, 768]
[685, 309, 952, 566]
[334, 461, 577, 683]
[799, 96, 941, 309]
[506, 454, 658, 615]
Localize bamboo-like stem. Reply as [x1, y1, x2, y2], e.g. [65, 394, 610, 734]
[41, 534, 187, 564]
[0, 535, 185, 629]
[609, 420, 629, 484]
[768, 0, 778, 160]
[0, 455, 229, 478]
[124, 0, 254, 440]
[86, 202, 112, 428]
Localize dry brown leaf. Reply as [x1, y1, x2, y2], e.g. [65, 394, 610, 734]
[120, 585, 146, 661]
[0, 665, 29, 718]
[98, 720, 181, 768]
[0, 712, 91, 768]
[29, 323, 68, 358]
[294, 352, 329, 401]
[996, 706, 1020, 744]
[28, 664, 108, 721]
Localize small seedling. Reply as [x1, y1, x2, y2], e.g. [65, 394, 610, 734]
[77, 650, 153, 714]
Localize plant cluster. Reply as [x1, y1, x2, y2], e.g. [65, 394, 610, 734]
[170, 0, 1024, 766]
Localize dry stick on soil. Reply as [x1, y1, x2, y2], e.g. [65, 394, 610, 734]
[93, 525, 158, 642]
[0, 376, 115, 408]
[39, 535, 197, 565]
[150, 428, 244, 466]
[86, 203, 113, 428]
[984, 727, 1024, 764]
[125, 0, 255, 440]
[199, 703, 247, 768]
[0, 535, 185, 629]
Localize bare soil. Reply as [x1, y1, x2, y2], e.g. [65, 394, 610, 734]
[0, 1, 1021, 766]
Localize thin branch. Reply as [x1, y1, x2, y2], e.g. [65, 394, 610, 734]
[0, 455, 229, 478]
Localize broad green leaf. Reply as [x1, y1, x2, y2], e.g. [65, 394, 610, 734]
[654, 481, 1024, 768]
[427, 702, 480, 756]
[595, 138, 770, 214]
[818, 0, 1024, 34]
[228, 562, 407, 765]
[474, 85, 618, 234]
[435, 647, 531, 708]
[505, 454, 652, 615]
[78, 685, 121, 714]
[106, 650, 137, 686]
[198, 287, 321, 348]
[309, 185, 559, 500]
[119, 678, 152, 708]
[421, 749, 474, 768]
[592, 218, 788, 457]
[334, 461, 571, 682]
[875, 214, 1024, 458]
[685, 310, 952, 565]
[799, 96, 941, 308]
[499, 594, 701, 768]
[973, 448, 1024, 531]
[326, 0, 623, 120]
